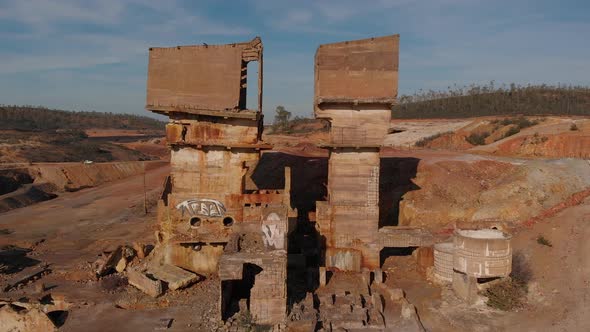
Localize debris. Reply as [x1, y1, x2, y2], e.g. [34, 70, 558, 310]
[155, 318, 173, 330]
[96, 245, 136, 277]
[147, 264, 201, 291]
[3, 264, 50, 292]
[115, 256, 128, 273]
[133, 242, 146, 259]
[35, 282, 45, 293]
[127, 267, 163, 298]
[40, 293, 71, 312]
[0, 304, 57, 332]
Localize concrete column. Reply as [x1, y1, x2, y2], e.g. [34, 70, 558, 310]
[373, 268, 383, 284]
[319, 267, 327, 287]
[452, 270, 478, 304]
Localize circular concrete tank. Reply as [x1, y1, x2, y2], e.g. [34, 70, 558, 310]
[453, 229, 512, 278]
[433, 242, 454, 282]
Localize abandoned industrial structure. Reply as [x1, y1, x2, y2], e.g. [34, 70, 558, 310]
[143, 35, 513, 330]
[146, 37, 292, 325]
[313, 35, 433, 276]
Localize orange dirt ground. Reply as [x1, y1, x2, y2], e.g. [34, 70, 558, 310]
[1, 116, 589, 331]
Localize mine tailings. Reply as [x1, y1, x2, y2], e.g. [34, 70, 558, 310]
[0, 161, 167, 213]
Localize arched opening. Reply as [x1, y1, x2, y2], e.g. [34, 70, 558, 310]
[223, 216, 234, 227]
[189, 217, 201, 228]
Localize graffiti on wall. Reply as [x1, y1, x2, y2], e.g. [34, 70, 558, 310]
[176, 199, 226, 217]
[261, 212, 284, 249]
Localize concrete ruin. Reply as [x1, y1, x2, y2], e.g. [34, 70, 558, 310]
[451, 229, 513, 303]
[146, 37, 293, 325]
[144, 34, 441, 329]
[313, 35, 432, 274]
[433, 229, 513, 302]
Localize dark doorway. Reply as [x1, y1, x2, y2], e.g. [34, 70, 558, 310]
[379, 157, 420, 227]
[379, 247, 416, 268]
[221, 263, 263, 321]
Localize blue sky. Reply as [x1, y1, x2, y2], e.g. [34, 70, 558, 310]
[0, 0, 589, 120]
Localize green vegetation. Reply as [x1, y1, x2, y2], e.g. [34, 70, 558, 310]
[503, 126, 521, 138]
[492, 116, 539, 129]
[0, 105, 165, 131]
[489, 116, 541, 139]
[270, 105, 325, 134]
[272, 105, 292, 132]
[466, 132, 490, 145]
[393, 83, 590, 119]
[536, 235, 553, 247]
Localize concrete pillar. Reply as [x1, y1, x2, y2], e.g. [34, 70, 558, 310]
[362, 267, 371, 287]
[452, 270, 478, 304]
[373, 268, 383, 284]
[319, 267, 327, 287]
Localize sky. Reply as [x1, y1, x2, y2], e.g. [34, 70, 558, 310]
[0, 0, 589, 120]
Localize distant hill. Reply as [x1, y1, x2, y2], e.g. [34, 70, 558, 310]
[0, 105, 165, 131]
[393, 84, 590, 119]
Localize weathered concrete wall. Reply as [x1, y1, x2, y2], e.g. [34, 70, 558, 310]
[146, 37, 262, 115]
[164, 243, 225, 275]
[318, 150, 381, 269]
[147, 35, 290, 326]
[166, 118, 259, 146]
[318, 108, 391, 146]
[170, 147, 258, 196]
[314, 35, 399, 109]
[433, 242, 454, 282]
[314, 35, 400, 272]
[453, 229, 512, 278]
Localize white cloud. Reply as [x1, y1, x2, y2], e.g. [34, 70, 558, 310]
[0, 0, 253, 73]
[0, 0, 125, 31]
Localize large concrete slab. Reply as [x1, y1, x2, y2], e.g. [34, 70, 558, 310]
[147, 264, 201, 290]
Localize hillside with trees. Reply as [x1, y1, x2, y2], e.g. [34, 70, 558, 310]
[269, 105, 327, 134]
[0, 105, 165, 131]
[393, 83, 590, 119]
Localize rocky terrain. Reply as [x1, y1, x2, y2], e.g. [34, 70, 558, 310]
[0, 115, 588, 331]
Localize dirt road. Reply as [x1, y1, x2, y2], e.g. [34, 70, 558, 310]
[0, 164, 169, 259]
[0, 163, 185, 331]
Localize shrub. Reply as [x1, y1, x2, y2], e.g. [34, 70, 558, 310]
[499, 117, 538, 129]
[503, 126, 521, 138]
[516, 117, 538, 129]
[466, 132, 489, 145]
[536, 235, 552, 247]
[484, 251, 531, 311]
[484, 278, 527, 311]
[415, 131, 451, 147]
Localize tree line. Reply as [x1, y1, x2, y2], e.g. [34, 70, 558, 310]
[393, 83, 590, 119]
[0, 105, 165, 131]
